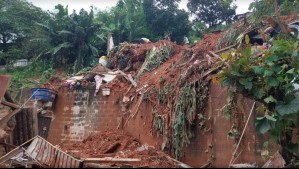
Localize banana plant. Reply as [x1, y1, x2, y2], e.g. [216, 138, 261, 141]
[37, 5, 102, 73]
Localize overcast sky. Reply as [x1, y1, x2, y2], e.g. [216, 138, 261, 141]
[26, 0, 254, 14]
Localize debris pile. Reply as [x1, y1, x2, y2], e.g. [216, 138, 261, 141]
[103, 32, 225, 159]
[62, 130, 180, 168]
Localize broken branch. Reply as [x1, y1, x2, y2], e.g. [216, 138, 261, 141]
[82, 157, 141, 163]
[118, 70, 137, 87]
[229, 102, 256, 167]
[208, 51, 231, 68]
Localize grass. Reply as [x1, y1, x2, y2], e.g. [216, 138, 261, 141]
[0, 60, 55, 89]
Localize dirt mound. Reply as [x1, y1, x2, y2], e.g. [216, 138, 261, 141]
[192, 31, 224, 56]
[62, 129, 179, 168]
[39, 77, 65, 91]
[107, 40, 184, 72]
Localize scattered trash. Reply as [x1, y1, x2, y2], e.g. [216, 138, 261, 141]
[94, 75, 103, 96]
[102, 88, 110, 96]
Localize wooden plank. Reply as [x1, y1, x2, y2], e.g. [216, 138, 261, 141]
[0, 142, 17, 149]
[0, 108, 22, 129]
[118, 70, 137, 87]
[82, 157, 141, 163]
[127, 74, 137, 87]
[1, 100, 21, 109]
[0, 75, 11, 100]
[214, 44, 237, 54]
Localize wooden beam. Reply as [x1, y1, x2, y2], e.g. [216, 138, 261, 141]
[82, 157, 141, 163]
[214, 44, 237, 54]
[1, 100, 21, 109]
[127, 74, 137, 87]
[0, 108, 22, 129]
[208, 51, 231, 68]
[0, 142, 17, 149]
[118, 70, 137, 87]
[4, 92, 15, 104]
[165, 156, 192, 168]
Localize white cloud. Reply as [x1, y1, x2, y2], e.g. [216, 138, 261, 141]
[27, 0, 255, 14]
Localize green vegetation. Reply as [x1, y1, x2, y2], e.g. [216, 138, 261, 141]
[218, 37, 299, 159]
[1, 60, 55, 89]
[187, 0, 237, 27]
[0, 0, 238, 76]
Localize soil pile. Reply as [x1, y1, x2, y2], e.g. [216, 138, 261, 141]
[63, 129, 179, 168]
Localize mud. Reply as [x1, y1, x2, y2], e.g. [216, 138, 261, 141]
[62, 129, 179, 168]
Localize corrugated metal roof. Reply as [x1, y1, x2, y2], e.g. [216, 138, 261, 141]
[0, 136, 83, 168]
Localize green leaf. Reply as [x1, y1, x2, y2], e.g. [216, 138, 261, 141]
[255, 118, 273, 134]
[294, 41, 298, 48]
[221, 53, 228, 60]
[265, 115, 277, 122]
[277, 77, 284, 82]
[265, 55, 278, 63]
[58, 30, 73, 35]
[276, 96, 299, 116]
[239, 78, 248, 85]
[245, 34, 250, 45]
[50, 42, 72, 55]
[239, 78, 252, 90]
[239, 58, 248, 65]
[256, 116, 265, 120]
[252, 66, 264, 74]
[231, 70, 242, 77]
[221, 78, 231, 86]
[245, 47, 251, 56]
[264, 70, 274, 77]
[292, 50, 298, 58]
[253, 87, 266, 99]
[264, 96, 277, 104]
[245, 82, 253, 90]
[267, 77, 280, 87]
[287, 68, 295, 74]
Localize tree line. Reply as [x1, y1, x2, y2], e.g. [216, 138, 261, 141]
[0, 0, 298, 73]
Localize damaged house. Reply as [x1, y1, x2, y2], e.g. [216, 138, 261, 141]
[0, 13, 299, 168]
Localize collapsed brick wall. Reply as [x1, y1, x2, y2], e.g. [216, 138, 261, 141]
[123, 82, 277, 167]
[47, 83, 277, 168]
[48, 87, 123, 146]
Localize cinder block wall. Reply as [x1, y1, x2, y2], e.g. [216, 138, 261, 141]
[48, 87, 123, 146]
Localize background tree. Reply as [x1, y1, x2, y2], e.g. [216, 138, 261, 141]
[0, 0, 50, 64]
[187, 0, 237, 28]
[38, 5, 102, 73]
[249, 0, 299, 19]
[143, 0, 191, 43]
[94, 0, 149, 47]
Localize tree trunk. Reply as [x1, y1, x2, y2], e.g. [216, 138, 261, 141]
[2, 35, 8, 53]
[273, 0, 280, 16]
